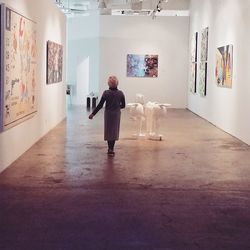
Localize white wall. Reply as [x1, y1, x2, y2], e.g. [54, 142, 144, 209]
[67, 15, 100, 105]
[188, 0, 250, 145]
[0, 0, 66, 172]
[99, 16, 189, 106]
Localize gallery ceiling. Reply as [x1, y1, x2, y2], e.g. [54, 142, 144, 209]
[53, 0, 190, 17]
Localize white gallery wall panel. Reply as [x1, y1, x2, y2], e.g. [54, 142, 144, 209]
[0, 0, 66, 172]
[99, 16, 190, 107]
[188, 0, 250, 145]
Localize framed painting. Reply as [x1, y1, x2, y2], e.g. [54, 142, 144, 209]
[199, 62, 207, 96]
[127, 54, 158, 77]
[191, 32, 198, 63]
[215, 44, 233, 88]
[201, 27, 208, 62]
[189, 62, 197, 93]
[46, 40, 63, 84]
[0, 4, 37, 131]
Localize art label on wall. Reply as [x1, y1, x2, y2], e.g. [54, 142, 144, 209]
[127, 54, 158, 78]
[199, 27, 208, 96]
[190, 32, 198, 93]
[199, 62, 207, 96]
[0, 4, 37, 131]
[215, 44, 233, 88]
[46, 40, 63, 84]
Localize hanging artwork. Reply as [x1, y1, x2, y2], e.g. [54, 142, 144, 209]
[127, 54, 158, 78]
[200, 27, 209, 62]
[199, 62, 207, 96]
[215, 44, 233, 88]
[46, 40, 63, 84]
[199, 27, 208, 96]
[189, 63, 197, 93]
[0, 4, 37, 131]
[190, 32, 198, 93]
[191, 32, 198, 63]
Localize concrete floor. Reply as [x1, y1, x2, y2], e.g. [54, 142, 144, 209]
[1, 107, 250, 250]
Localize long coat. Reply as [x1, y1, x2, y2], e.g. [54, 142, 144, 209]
[92, 88, 126, 141]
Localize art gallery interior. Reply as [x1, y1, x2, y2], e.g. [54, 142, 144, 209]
[1, 0, 250, 249]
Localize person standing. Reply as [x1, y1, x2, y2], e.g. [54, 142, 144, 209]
[89, 76, 126, 156]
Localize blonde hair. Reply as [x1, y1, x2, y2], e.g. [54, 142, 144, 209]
[108, 75, 119, 88]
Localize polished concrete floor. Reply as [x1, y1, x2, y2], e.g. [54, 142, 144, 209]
[1, 107, 250, 250]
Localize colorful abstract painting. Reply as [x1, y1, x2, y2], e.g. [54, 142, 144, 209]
[201, 27, 209, 62]
[0, 4, 37, 131]
[215, 44, 233, 88]
[127, 54, 158, 77]
[191, 32, 198, 63]
[189, 63, 197, 93]
[199, 62, 207, 96]
[47, 40, 63, 84]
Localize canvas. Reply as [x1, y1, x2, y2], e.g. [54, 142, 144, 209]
[47, 40, 63, 84]
[127, 54, 158, 78]
[191, 32, 198, 63]
[199, 62, 207, 96]
[0, 4, 37, 131]
[189, 62, 197, 93]
[215, 44, 233, 88]
[201, 27, 209, 62]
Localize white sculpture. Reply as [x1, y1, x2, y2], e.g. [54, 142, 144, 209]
[144, 102, 171, 140]
[127, 94, 171, 140]
[127, 94, 146, 137]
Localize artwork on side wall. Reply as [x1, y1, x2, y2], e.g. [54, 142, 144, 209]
[199, 27, 209, 96]
[200, 27, 209, 62]
[215, 44, 233, 88]
[189, 63, 197, 93]
[199, 62, 207, 96]
[0, 4, 37, 132]
[191, 32, 198, 63]
[127, 54, 158, 78]
[46, 40, 63, 84]
[190, 32, 198, 93]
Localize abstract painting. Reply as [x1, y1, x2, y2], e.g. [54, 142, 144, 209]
[47, 40, 63, 84]
[191, 32, 198, 63]
[201, 27, 208, 62]
[0, 4, 37, 131]
[199, 62, 207, 96]
[127, 54, 158, 77]
[215, 44, 233, 88]
[189, 63, 197, 94]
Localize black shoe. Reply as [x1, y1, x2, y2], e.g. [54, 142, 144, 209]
[107, 149, 115, 156]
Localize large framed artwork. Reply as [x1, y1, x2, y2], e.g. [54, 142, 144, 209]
[190, 32, 198, 93]
[127, 54, 158, 77]
[215, 44, 233, 88]
[46, 40, 63, 84]
[199, 27, 208, 96]
[0, 4, 37, 132]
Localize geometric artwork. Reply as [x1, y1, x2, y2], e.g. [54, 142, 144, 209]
[199, 62, 207, 96]
[199, 27, 208, 96]
[215, 44, 233, 88]
[200, 27, 209, 62]
[0, 4, 37, 131]
[190, 32, 198, 93]
[46, 40, 63, 84]
[190, 63, 197, 93]
[127, 54, 158, 77]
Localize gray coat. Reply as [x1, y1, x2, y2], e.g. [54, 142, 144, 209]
[92, 88, 125, 141]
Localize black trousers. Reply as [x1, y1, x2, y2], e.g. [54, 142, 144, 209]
[107, 140, 115, 151]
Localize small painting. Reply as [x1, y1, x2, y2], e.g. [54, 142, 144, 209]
[189, 62, 197, 93]
[127, 54, 158, 77]
[215, 44, 233, 88]
[46, 40, 63, 84]
[201, 27, 208, 61]
[191, 32, 198, 63]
